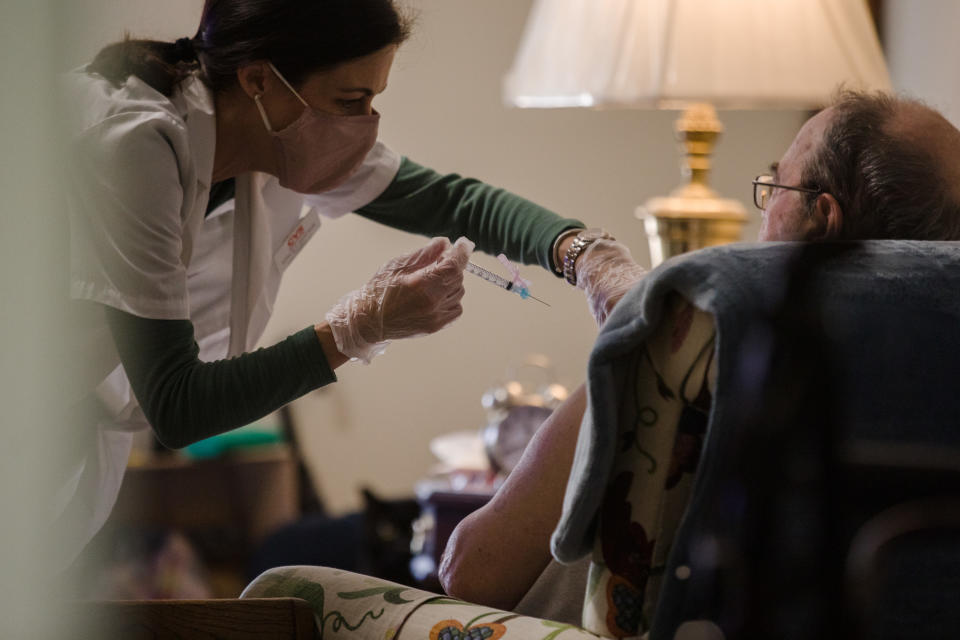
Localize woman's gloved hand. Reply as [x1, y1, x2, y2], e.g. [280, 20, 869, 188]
[575, 239, 647, 327]
[326, 236, 474, 363]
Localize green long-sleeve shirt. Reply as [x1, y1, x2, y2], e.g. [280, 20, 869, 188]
[358, 159, 581, 272]
[110, 158, 584, 449]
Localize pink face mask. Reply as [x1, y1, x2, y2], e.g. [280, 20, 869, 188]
[254, 62, 379, 194]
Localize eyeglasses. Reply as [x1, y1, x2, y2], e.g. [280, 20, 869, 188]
[752, 174, 822, 210]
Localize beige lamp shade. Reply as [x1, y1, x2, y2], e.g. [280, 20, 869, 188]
[505, 0, 892, 109]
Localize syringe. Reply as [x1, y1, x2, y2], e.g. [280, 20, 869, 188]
[465, 262, 550, 306]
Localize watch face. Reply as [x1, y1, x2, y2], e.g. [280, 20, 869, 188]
[484, 405, 554, 474]
[578, 228, 611, 242]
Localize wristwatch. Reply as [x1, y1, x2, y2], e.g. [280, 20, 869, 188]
[563, 228, 613, 286]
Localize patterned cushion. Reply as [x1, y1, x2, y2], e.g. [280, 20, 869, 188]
[242, 566, 603, 640]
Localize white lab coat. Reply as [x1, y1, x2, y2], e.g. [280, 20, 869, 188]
[56, 68, 400, 567]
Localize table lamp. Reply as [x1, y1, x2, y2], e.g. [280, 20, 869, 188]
[504, 0, 892, 265]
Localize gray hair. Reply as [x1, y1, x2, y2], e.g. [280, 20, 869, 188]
[800, 90, 960, 240]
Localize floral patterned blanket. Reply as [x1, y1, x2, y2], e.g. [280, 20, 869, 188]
[242, 566, 602, 640]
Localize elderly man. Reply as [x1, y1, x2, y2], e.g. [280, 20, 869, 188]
[438, 90, 960, 624]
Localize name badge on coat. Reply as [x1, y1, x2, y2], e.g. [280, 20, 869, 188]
[274, 208, 321, 271]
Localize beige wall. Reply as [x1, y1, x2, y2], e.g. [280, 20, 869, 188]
[63, 0, 805, 513]
[57, 0, 203, 61]
[884, 0, 960, 127]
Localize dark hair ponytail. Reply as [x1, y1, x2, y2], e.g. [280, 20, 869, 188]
[88, 0, 412, 97]
[89, 36, 200, 96]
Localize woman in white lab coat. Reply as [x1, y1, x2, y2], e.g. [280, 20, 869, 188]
[57, 0, 614, 568]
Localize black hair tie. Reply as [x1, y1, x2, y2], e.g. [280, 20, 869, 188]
[173, 37, 198, 62]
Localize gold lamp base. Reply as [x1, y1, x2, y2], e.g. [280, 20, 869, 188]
[637, 102, 747, 266]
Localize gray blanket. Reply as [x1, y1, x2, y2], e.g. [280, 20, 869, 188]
[552, 239, 960, 563]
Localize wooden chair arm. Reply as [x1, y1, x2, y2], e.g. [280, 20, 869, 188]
[75, 597, 318, 639]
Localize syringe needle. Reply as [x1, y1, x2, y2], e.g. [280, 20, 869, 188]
[528, 293, 551, 307]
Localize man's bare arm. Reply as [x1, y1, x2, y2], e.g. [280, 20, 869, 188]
[438, 384, 587, 609]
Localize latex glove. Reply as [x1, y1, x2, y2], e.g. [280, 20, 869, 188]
[326, 236, 474, 363]
[575, 239, 647, 327]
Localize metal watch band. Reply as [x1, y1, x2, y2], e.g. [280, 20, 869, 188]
[551, 228, 583, 274]
[562, 229, 612, 286]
